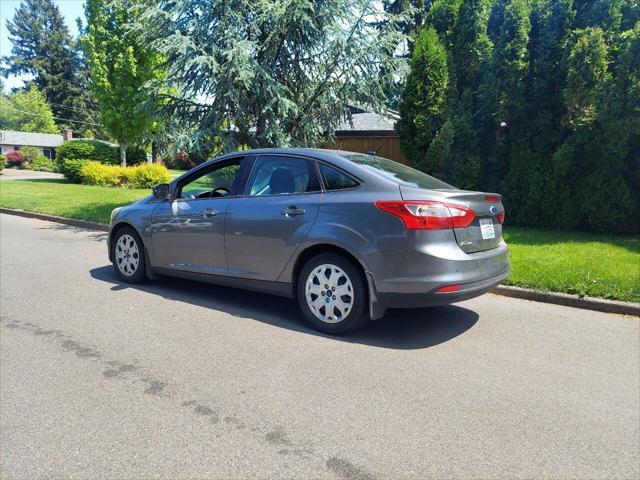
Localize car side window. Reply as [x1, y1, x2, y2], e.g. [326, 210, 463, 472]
[178, 160, 242, 200]
[319, 164, 359, 190]
[247, 155, 320, 196]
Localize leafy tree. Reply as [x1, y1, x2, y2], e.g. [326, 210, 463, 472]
[564, 28, 611, 128]
[446, 0, 493, 190]
[3, 0, 80, 127]
[395, 0, 638, 233]
[0, 84, 59, 133]
[83, 0, 163, 166]
[383, 0, 431, 53]
[424, 0, 463, 48]
[397, 27, 449, 173]
[486, 0, 531, 196]
[135, 0, 404, 152]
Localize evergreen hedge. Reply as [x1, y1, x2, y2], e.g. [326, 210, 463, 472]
[398, 0, 639, 234]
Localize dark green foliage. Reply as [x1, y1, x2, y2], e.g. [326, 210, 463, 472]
[136, 0, 404, 152]
[396, 27, 449, 173]
[59, 158, 88, 183]
[398, 0, 639, 233]
[55, 139, 146, 169]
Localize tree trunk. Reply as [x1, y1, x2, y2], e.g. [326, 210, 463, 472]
[151, 141, 158, 163]
[119, 143, 127, 167]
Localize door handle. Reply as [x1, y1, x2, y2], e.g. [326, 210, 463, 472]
[201, 208, 219, 218]
[281, 206, 306, 217]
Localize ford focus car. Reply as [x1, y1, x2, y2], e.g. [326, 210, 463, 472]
[108, 148, 509, 334]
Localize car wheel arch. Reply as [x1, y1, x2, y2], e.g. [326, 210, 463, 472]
[291, 243, 367, 289]
[109, 221, 147, 262]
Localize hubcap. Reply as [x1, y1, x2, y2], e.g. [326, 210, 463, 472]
[305, 264, 354, 323]
[115, 234, 140, 276]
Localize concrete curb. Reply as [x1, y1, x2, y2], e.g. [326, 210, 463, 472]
[1, 206, 638, 317]
[492, 285, 639, 317]
[0, 207, 109, 232]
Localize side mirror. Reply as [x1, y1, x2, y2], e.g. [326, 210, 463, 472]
[152, 183, 170, 201]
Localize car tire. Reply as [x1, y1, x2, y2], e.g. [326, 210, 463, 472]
[111, 226, 147, 283]
[297, 253, 368, 334]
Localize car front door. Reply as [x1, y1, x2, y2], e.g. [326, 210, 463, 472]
[149, 157, 245, 275]
[225, 154, 323, 281]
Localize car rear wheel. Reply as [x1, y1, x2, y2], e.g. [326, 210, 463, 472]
[297, 253, 368, 334]
[112, 226, 147, 283]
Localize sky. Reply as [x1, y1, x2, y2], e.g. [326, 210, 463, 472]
[1, 0, 85, 92]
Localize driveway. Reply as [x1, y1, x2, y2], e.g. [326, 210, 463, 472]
[1, 213, 638, 479]
[0, 168, 63, 180]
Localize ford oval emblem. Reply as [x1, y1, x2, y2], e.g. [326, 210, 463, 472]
[490, 205, 498, 214]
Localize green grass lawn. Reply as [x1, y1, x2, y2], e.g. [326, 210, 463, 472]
[503, 228, 639, 303]
[0, 179, 148, 224]
[1, 179, 638, 302]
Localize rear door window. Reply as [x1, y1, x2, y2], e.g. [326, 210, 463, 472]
[320, 164, 359, 190]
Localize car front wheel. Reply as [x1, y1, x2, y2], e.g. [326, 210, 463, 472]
[112, 226, 147, 283]
[297, 253, 368, 334]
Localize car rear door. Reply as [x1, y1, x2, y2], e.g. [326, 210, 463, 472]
[224, 154, 322, 281]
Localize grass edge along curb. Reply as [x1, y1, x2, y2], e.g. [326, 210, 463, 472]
[493, 285, 639, 317]
[1, 206, 638, 317]
[0, 207, 109, 232]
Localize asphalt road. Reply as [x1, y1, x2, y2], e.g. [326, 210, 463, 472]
[1, 213, 638, 479]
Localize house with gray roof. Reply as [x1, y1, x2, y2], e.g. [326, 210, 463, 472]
[0, 129, 72, 159]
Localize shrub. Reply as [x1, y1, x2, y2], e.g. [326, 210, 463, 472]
[128, 163, 172, 188]
[80, 161, 124, 186]
[60, 158, 88, 183]
[5, 150, 26, 168]
[55, 139, 147, 169]
[28, 155, 55, 172]
[0, 154, 6, 172]
[21, 146, 42, 164]
[78, 162, 171, 188]
[127, 146, 147, 165]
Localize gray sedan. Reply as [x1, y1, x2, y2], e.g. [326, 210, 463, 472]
[108, 148, 509, 333]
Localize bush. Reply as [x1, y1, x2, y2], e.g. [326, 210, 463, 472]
[5, 150, 26, 168]
[21, 146, 42, 164]
[80, 161, 124, 186]
[127, 163, 172, 188]
[79, 161, 171, 188]
[0, 154, 6, 172]
[127, 146, 148, 165]
[28, 155, 55, 172]
[55, 139, 147, 168]
[60, 158, 88, 183]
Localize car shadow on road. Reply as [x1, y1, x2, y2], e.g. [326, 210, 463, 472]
[90, 265, 479, 350]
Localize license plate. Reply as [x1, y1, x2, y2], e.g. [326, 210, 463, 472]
[479, 218, 495, 239]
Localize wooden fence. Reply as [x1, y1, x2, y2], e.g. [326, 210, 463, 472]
[320, 133, 408, 165]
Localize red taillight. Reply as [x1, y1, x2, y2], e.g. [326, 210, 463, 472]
[497, 212, 505, 224]
[484, 195, 499, 202]
[435, 284, 461, 293]
[375, 200, 475, 230]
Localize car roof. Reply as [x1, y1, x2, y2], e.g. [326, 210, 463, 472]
[196, 147, 398, 189]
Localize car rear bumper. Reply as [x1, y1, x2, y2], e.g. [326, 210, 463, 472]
[366, 242, 510, 318]
[374, 269, 509, 309]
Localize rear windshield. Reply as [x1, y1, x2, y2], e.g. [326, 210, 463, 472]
[343, 154, 455, 190]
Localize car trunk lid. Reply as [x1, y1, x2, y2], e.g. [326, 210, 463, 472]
[399, 186, 505, 253]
